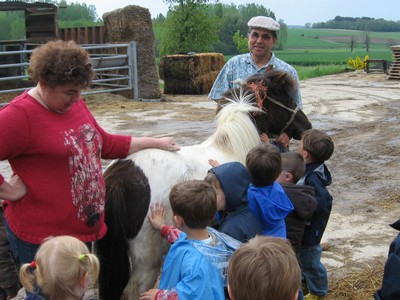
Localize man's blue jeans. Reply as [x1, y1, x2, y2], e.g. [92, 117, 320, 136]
[297, 244, 328, 296]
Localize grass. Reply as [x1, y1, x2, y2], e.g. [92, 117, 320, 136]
[294, 64, 349, 80]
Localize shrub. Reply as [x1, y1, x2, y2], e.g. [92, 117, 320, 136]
[347, 55, 369, 70]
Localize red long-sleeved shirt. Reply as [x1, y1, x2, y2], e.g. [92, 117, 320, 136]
[0, 91, 131, 244]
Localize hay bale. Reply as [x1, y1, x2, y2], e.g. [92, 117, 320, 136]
[160, 53, 224, 94]
[103, 5, 161, 99]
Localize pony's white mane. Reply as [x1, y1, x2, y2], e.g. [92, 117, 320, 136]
[210, 95, 262, 164]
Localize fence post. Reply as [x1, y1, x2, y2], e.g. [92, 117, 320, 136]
[128, 42, 139, 100]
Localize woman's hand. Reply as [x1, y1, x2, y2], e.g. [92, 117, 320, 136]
[157, 137, 180, 151]
[0, 175, 28, 201]
[129, 137, 180, 154]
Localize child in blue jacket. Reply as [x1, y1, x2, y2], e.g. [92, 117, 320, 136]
[245, 143, 294, 238]
[140, 180, 240, 300]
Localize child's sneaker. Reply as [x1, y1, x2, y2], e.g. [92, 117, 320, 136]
[301, 281, 309, 295]
[304, 293, 324, 300]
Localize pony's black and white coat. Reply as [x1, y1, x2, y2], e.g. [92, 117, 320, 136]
[96, 69, 312, 300]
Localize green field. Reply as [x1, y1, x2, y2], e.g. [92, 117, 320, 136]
[227, 28, 400, 79]
[158, 28, 400, 80]
[281, 28, 399, 64]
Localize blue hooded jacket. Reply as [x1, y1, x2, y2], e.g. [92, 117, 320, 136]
[248, 181, 294, 238]
[210, 162, 260, 242]
[298, 162, 333, 246]
[159, 232, 225, 300]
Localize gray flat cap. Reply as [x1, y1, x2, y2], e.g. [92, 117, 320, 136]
[248, 16, 280, 31]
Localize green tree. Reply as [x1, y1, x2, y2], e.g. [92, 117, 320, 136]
[159, 0, 219, 55]
[58, 0, 100, 24]
[0, 0, 102, 40]
[237, 3, 276, 35]
[0, 11, 24, 40]
[232, 29, 247, 53]
[276, 19, 288, 50]
[207, 3, 241, 54]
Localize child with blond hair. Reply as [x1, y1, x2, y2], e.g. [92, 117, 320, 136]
[19, 235, 100, 300]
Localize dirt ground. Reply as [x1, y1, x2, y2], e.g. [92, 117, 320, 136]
[1, 70, 400, 299]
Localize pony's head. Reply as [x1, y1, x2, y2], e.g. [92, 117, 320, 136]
[218, 68, 311, 140]
[210, 98, 262, 164]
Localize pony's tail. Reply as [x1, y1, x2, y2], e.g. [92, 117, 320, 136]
[96, 159, 151, 300]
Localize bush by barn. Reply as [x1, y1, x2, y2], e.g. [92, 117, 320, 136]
[160, 53, 224, 94]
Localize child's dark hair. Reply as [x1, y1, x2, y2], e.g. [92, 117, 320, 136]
[245, 143, 281, 186]
[281, 152, 305, 183]
[302, 129, 334, 163]
[169, 180, 217, 229]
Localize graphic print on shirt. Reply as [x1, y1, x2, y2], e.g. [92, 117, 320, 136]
[64, 124, 104, 223]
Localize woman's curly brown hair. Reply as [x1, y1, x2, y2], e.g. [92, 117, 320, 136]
[29, 40, 94, 88]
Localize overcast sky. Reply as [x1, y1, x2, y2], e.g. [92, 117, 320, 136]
[80, 0, 399, 26]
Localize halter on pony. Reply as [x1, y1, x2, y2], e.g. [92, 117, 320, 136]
[246, 79, 301, 134]
[220, 69, 311, 142]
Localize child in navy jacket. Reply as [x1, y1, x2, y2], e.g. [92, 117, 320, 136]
[296, 129, 334, 300]
[205, 161, 260, 242]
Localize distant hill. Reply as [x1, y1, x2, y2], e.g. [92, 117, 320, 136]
[313, 16, 400, 32]
[288, 25, 306, 29]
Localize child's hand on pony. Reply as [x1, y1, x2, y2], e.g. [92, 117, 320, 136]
[148, 202, 166, 231]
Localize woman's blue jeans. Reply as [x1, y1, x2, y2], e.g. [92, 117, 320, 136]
[297, 244, 328, 296]
[5, 222, 39, 268]
[5, 221, 93, 268]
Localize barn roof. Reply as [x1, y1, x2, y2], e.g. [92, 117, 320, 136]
[0, 1, 57, 11]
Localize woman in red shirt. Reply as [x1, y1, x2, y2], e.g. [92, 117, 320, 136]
[0, 40, 179, 267]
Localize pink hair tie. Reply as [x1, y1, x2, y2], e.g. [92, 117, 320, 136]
[29, 261, 36, 269]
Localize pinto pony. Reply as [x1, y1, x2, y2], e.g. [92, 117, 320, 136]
[97, 99, 261, 300]
[96, 69, 311, 300]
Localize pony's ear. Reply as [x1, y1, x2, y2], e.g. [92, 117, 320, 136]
[265, 65, 274, 73]
[271, 72, 288, 90]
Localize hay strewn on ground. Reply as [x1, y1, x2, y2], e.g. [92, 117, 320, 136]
[325, 260, 385, 300]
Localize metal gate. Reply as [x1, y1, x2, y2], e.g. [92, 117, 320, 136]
[0, 41, 138, 106]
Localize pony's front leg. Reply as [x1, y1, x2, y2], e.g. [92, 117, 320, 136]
[121, 224, 169, 300]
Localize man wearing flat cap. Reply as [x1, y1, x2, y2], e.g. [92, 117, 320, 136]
[209, 16, 302, 109]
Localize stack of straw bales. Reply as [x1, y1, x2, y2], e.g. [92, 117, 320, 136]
[103, 5, 161, 99]
[160, 53, 224, 94]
